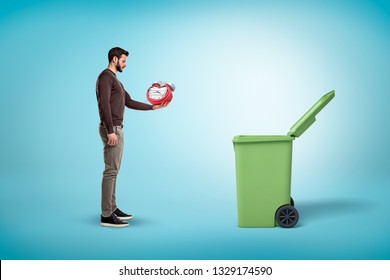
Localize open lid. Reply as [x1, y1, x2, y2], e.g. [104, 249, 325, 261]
[287, 90, 335, 137]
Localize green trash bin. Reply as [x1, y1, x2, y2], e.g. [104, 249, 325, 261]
[233, 90, 335, 228]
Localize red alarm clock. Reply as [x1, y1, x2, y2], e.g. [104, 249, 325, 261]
[146, 81, 175, 105]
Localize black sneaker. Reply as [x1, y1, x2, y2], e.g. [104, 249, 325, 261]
[101, 214, 129, 228]
[113, 208, 133, 220]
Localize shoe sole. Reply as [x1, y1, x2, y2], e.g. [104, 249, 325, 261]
[100, 222, 129, 228]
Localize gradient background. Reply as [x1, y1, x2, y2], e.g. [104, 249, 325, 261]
[0, 0, 389, 259]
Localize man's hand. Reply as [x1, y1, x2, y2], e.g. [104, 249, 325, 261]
[153, 102, 170, 110]
[107, 133, 118, 146]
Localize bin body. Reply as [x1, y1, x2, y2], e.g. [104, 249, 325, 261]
[232, 91, 335, 228]
[233, 136, 294, 227]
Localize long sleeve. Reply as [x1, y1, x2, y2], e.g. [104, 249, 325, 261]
[96, 72, 115, 134]
[124, 90, 153, 111]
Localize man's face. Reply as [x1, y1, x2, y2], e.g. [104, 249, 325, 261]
[115, 55, 127, 72]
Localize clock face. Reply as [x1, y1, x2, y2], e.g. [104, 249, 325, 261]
[147, 85, 168, 100]
[146, 82, 174, 105]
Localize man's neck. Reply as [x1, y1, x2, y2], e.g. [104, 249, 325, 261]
[107, 64, 117, 75]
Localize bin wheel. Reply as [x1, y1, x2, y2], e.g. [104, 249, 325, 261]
[276, 205, 299, 228]
[290, 197, 295, 206]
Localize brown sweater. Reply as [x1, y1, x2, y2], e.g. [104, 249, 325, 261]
[96, 69, 153, 134]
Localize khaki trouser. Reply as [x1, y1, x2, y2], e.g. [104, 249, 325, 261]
[99, 125, 124, 217]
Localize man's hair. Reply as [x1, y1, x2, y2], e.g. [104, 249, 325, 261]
[108, 47, 129, 62]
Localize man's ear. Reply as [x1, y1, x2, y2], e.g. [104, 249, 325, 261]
[112, 56, 118, 63]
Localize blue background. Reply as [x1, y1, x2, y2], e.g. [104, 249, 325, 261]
[0, 0, 389, 259]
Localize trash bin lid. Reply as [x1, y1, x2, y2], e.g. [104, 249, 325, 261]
[287, 90, 335, 137]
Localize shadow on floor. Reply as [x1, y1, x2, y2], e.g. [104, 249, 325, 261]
[296, 198, 376, 224]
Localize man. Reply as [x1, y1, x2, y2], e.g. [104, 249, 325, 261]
[96, 47, 168, 228]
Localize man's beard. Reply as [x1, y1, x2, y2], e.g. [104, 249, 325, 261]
[116, 62, 123, 72]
